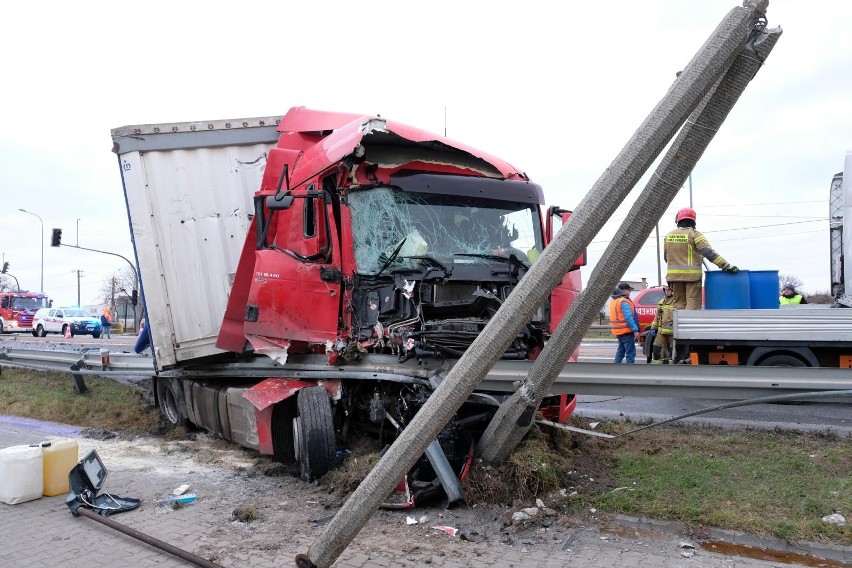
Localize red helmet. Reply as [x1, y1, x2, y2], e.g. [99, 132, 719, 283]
[675, 207, 696, 223]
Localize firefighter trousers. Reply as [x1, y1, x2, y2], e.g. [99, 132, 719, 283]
[670, 280, 702, 311]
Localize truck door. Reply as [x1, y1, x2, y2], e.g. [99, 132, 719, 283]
[545, 207, 585, 332]
[244, 184, 342, 344]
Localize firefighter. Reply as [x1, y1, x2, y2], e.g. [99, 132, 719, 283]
[664, 207, 739, 310]
[779, 284, 807, 304]
[650, 284, 675, 364]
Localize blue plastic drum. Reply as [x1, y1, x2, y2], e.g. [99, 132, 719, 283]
[748, 270, 780, 309]
[705, 270, 750, 309]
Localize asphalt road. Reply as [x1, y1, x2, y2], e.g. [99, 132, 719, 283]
[577, 340, 852, 435]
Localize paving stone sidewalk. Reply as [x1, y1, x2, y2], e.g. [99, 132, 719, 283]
[1, 417, 848, 568]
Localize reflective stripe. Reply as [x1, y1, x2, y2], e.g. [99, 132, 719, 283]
[667, 267, 702, 274]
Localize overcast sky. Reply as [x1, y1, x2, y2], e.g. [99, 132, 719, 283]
[1, 0, 849, 307]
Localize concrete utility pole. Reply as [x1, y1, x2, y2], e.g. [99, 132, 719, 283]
[478, 23, 782, 462]
[298, 4, 768, 567]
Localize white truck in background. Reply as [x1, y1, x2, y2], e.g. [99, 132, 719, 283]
[674, 152, 852, 368]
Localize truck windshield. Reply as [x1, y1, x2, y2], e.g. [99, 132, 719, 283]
[348, 187, 542, 275]
[10, 297, 47, 311]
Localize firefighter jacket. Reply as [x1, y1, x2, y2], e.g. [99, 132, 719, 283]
[651, 295, 675, 335]
[609, 292, 639, 336]
[780, 294, 806, 304]
[664, 227, 731, 282]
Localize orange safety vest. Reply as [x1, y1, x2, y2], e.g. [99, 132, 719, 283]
[609, 297, 636, 336]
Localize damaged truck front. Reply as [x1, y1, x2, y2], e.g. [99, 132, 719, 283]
[113, 107, 584, 501]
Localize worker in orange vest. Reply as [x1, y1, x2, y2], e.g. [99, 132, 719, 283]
[609, 282, 640, 364]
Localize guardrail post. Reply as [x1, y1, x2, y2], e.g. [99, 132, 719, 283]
[70, 358, 87, 394]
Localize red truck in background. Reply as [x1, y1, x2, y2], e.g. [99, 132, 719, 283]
[113, 107, 585, 498]
[0, 291, 50, 335]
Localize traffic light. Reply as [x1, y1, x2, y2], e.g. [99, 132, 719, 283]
[1, 262, 8, 274]
[131, 289, 138, 306]
[51, 228, 62, 247]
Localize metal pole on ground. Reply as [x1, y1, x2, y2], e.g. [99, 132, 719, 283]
[298, 5, 766, 567]
[477, 21, 781, 462]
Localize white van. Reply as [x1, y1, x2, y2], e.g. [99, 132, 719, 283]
[32, 307, 102, 338]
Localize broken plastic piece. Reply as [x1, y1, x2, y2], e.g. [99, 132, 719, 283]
[172, 484, 190, 496]
[156, 494, 197, 506]
[431, 525, 459, 536]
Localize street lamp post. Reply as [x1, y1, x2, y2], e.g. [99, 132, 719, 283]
[18, 208, 43, 293]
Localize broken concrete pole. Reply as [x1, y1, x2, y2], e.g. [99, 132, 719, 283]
[298, 5, 765, 568]
[478, 25, 782, 462]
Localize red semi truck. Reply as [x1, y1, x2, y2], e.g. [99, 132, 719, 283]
[112, 108, 584, 493]
[0, 291, 50, 335]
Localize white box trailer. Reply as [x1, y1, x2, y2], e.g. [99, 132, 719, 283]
[111, 117, 282, 370]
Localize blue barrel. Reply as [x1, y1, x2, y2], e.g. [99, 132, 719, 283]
[705, 270, 750, 309]
[748, 270, 780, 309]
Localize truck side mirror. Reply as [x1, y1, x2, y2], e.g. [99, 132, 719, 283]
[266, 194, 295, 210]
[545, 205, 586, 271]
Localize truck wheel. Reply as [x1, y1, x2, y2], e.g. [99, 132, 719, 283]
[37, 325, 47, 337]
[294, 386, 335, 482]
[32, 329, 38, 337]
[157, 378, 189, 428]
[0, 321, 4, 334]
[758, 354, 807, 367]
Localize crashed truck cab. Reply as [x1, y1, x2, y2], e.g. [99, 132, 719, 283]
[123, 107, 583, 498]
[218, 109, 583, 365]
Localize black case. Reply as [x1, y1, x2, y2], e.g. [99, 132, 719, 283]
[65, 449, 140, 516]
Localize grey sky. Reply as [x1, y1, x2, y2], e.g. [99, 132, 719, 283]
[1, 0, 849, 306]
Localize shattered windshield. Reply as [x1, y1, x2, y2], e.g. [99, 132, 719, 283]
[10, 297, 47, 311]
[348, 186, 542, 275]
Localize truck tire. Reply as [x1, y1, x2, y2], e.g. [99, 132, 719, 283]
[157, 378, 189, 428]
[0, 321, 4, 334]
[32, 329, 38, 337]
[36, 324, 47, 337]
[294, 386, 335, 482]
[758, 354, 807, 367]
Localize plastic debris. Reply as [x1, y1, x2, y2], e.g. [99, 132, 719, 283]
[431, 525, 459, 536]
[156, 493, 197, 507]
[172, 484, 190, 496]
[406, 516, 418, 525]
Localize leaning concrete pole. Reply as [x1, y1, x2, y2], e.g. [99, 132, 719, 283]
[298, 4, 763, 567]
[478, 21, 781, 462]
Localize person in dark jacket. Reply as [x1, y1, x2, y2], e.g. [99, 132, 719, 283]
[100, 308, 113, 339]
[609, 281, 640, 364]
[779, 284, 807, 304]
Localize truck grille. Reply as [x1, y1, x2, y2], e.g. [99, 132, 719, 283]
[433, 283, 478, 305]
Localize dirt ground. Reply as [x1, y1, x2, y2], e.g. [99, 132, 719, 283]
[75, 428, 605, 565]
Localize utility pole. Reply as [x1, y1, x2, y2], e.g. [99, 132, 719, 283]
[72, 269, 83, 306]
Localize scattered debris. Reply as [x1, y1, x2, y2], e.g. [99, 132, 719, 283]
[232, 506, 261, 523]
[172, 484, 190, 496]
[432, 525, 459, 536]
[821, 513, 846, 526]
[406, 516, 418, 525]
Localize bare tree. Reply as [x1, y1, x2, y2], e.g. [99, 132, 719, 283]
[0, 275, 15, 293]
[97, 266, 138, 331]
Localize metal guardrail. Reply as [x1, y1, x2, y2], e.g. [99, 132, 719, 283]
[1, 348, 850, 402]
[0, 348, 154, 375]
